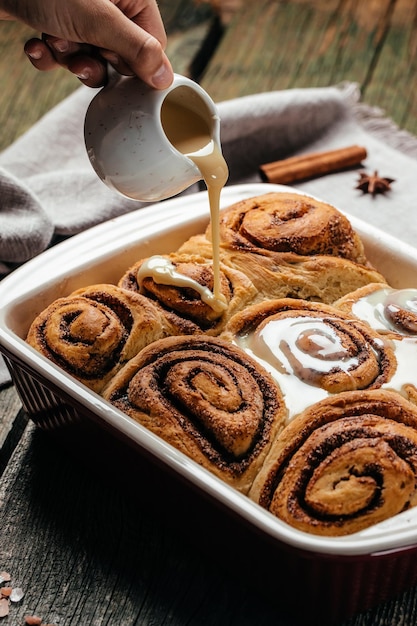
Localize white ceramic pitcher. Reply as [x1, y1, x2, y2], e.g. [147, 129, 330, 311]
[84, 72, 223, 202]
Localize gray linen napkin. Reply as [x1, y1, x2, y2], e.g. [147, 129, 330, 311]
[1, 81, 417, 387]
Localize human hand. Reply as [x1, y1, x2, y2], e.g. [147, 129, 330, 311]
[1, 0, 173, 89]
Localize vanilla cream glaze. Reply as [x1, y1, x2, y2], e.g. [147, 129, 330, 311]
[233, 313, 417, 422]
[349, 287, 417, 335]
[137, 255, 227, 313]
[234, 316, 369, 418]
[139, 94, 229, 311]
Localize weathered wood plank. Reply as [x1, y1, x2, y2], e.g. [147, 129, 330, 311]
[0, 424, 300, 626]
[290, 0, 395, 89]
[201, 0, 395, 100]
[0, 21, 79, 151]
[200, 0, 417, 138]
[159, 0, 213, 34]
[0, 385, 27, 470]
[363, 0, 417, 135]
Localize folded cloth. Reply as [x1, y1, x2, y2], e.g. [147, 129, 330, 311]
[1, 81, 417, 387]
[0, 167, 53, 266]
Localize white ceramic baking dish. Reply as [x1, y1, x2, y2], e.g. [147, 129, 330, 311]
[2, 183, 417, 623]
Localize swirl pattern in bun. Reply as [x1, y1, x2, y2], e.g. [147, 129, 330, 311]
[223, 298, 397, 419]
[26, 284, 172, 393]
[103, 335, 287, 493]
[208, 191, 368, 263]
[250, 389, 417, 536]
[119, 252, 257, 335]
[335, 284, 417, 338]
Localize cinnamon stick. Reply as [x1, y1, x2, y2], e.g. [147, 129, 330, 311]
[259, 145, 367, 184]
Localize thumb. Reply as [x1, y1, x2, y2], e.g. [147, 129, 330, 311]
[91, 2, 174, 88]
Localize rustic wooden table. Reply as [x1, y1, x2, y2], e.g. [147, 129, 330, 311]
[2, 1, 417, 624]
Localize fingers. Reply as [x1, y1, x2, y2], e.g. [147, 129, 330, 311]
[43, 35, 109, 86]
[132, 37, 173, 89]
[80, 0, 173, 88]
[24, 38, 60, 71]
[66, 54, 108, 87]
[24, 36, 109, 87]
[98, 49, 134, 77]
[100, 8, 174, 88]
[114, 0, 168, 49]
[23, 0, 174, 90]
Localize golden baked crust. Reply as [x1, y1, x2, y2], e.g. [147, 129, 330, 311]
[118, 252, 257, 335]
[178, 227, 387, 307]
[27, 191, 417, 536]
[335, 283, 417, 338]
[103, 334, 287, 494]
[206, 191, 369, 263]
[216, 248, 387, 305]
[249, 389, 417, 536]
[223, 297, 397, 400]
[26, 284, 172, 393]
[335, 284, 417, 409]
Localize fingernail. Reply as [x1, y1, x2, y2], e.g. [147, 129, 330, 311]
[75, 69, 90, 80]
[151, 62, 173, 89]
[27, 49, 42, 60]
[51, 39, 69, 53]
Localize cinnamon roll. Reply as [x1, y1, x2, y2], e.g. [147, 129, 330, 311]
[335, 284, 417, 338]
[205, 191, 368, 264]
[217, 249, 386, 305]
[335, 284, 417, 406]
[223, 298, 397, 419]
[249, 389, 417, 536]
[118, 252, 257, 335]
[26, 284, 172, 393]
[178, 236, 387, 306]
[103, 335, 287, 493]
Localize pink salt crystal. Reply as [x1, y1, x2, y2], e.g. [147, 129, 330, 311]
[24, 616, 42, 625]
[10, 587, 24, 602]
[0, 572, 10, 584]
[0, 598, 9, 617]
[0, 588, 11, 597]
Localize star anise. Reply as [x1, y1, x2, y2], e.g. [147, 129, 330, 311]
[356, 170, 395, 196]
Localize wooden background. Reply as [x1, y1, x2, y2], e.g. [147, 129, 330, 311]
[1, 0, 417, 151]
[201, 0, 417, 137]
